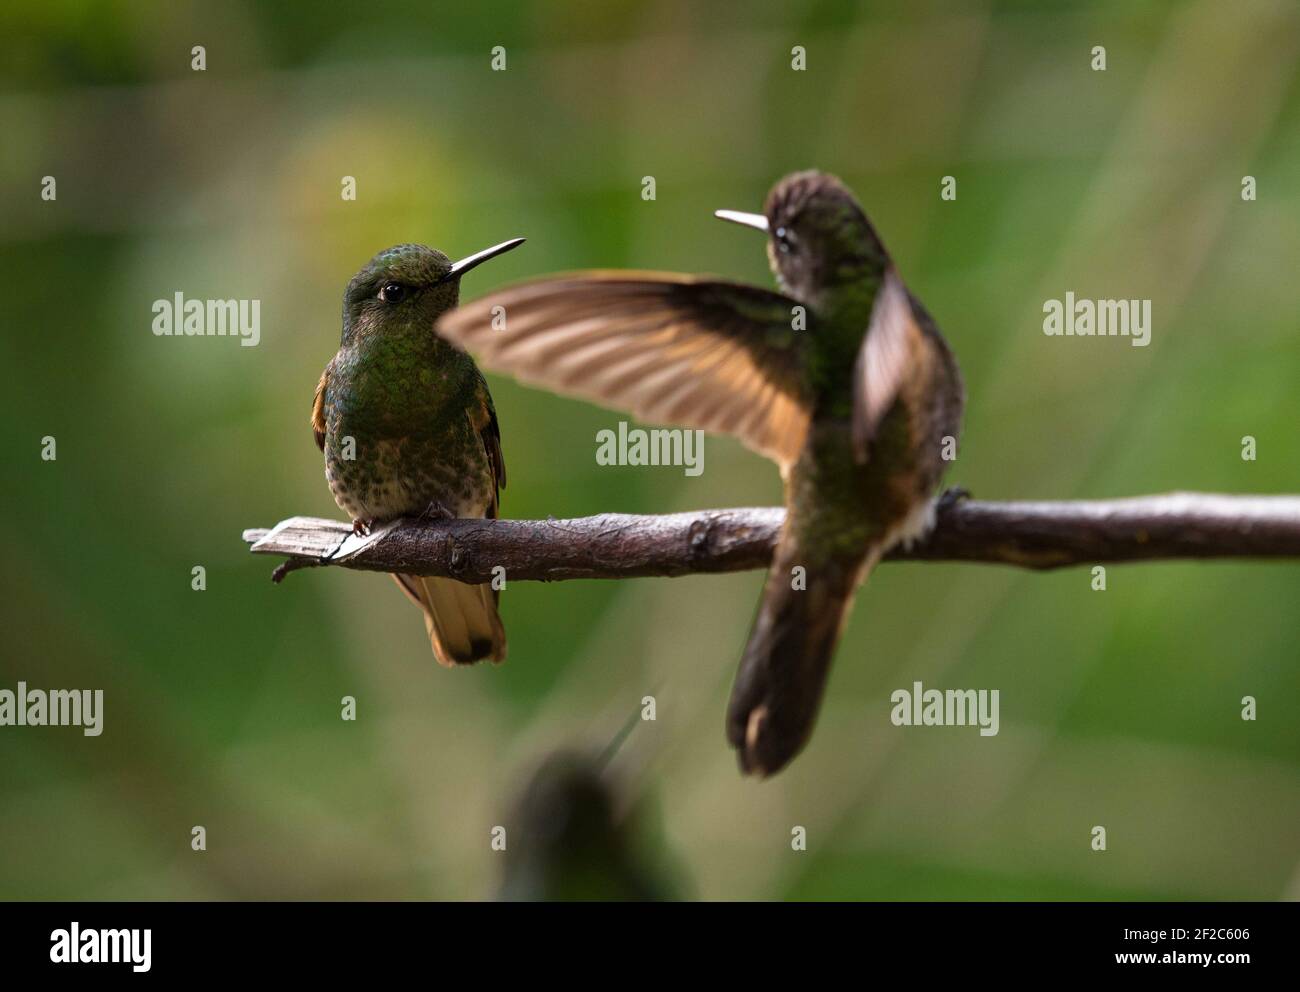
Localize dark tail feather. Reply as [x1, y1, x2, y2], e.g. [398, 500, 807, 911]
[391, 573, 506, 667]
[726, 535, 870, 776]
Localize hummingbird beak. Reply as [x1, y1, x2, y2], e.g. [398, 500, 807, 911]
[444, 237, 526, 281]
[714, 209, 769, 233]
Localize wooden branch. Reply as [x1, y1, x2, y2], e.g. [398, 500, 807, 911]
[242, 491, 1300, 583]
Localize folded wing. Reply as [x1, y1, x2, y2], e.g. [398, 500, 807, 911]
[850, 267, 917, 463]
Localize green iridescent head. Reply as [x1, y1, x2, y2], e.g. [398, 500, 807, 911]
[341, 239, 525, 344]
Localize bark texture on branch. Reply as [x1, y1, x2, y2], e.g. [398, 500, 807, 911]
[242, 492, 1300, 584]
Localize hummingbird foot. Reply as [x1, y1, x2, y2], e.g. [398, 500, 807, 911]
[937, 485, 971, 511]
[417, 499, 455, 522]
[351, 518, 375, 536]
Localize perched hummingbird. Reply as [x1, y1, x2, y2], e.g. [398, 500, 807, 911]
[437, 172, 964, 775]
[312, 239, 524, 666]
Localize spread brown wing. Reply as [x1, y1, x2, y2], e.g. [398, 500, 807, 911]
[470, 374, 507, 518]
[436, 272, 813, 466]
[851, 267, 918, 463]
[311, 359, 332, 452]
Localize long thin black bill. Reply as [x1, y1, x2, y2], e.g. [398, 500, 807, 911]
[446, 237, 527, 280]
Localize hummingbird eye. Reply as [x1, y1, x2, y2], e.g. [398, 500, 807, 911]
[379, 282, 407, 303]
[775, 226, 795, 255]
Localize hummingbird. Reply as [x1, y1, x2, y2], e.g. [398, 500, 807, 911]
[498, 751, 668, 901]
[437, 171, 964, 775]
[312, 239, 525, 666]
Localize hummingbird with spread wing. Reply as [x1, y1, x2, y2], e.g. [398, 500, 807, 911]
[313, 239, 524, 666]
[437, 172, 964, 775]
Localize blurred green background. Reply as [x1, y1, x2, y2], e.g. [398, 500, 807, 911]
[1, 0, 1297, 900]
